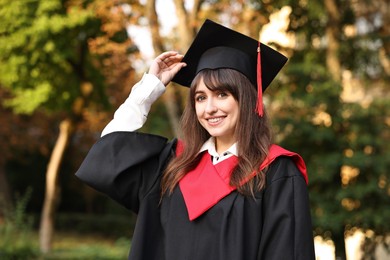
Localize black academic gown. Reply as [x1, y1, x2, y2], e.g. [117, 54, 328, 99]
[76, 131, 315, 260]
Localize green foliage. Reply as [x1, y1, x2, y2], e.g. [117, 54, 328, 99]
[270, 0, 390, 256]
[339, 100, 390, 232]
[0, 0, 102, 114]
[0, 188, 38, 259]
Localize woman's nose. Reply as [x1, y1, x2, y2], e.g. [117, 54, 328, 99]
[205, 98, 218, 113]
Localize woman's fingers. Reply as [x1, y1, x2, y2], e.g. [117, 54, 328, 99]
[157, 51, 182, 64]
[159, 61, 186, 86]
[170, 62, 187, 75]
[157, 51, 179, 60]
[148, 51, 186, 85]
[162, 52, 184, 67]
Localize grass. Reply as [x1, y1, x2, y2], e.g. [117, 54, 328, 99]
[43, 231, 131, 259]
[0, 230, 131, 260]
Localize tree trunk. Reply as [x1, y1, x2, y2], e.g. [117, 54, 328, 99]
[39, 118, 74, 253]
[173, 0, 193, 49]
[0, 165, 13, 218]
[379, 0, 390, 56]
[324, 0, 342, 82]
[189, 0, 204, 33]
[378, 0, 390, 76]
[324, 1, 347, 259]
[333, 229, 347, 260]
[146, 0, 165, 54]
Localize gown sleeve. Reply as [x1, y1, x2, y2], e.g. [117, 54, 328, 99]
[258, 157, 315, 260]
[75, 131, 175, 214]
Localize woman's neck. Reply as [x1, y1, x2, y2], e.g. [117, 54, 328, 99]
[215, 137, 236, 155]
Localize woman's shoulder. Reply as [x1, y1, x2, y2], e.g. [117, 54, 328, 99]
[265, 155, 307, 185]
[263, 144, 308, 185]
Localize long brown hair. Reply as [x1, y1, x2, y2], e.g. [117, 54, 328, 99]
[162, 69, 272, 196]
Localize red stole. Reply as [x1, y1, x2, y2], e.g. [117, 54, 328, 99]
[177, 142, 308, 221]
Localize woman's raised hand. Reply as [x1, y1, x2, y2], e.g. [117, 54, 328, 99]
[148, 51, 186, 86]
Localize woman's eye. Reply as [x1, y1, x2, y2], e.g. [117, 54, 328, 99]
[217, 92, 228, 98]
[195, 95, 206, 102]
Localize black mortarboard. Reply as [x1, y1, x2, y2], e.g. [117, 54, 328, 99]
[172, 19, 288, 116]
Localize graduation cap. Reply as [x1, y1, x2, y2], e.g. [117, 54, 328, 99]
[172, 19, 288, 116]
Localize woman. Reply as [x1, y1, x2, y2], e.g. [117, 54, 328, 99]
[76, 19, 315, 259]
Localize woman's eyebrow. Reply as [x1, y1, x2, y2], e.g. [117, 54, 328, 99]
[194, 90, 205, 95]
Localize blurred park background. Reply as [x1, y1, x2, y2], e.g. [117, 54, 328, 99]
[0, 0, 389, 259]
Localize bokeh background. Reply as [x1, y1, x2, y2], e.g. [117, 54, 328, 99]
[0, 0, 389, 259]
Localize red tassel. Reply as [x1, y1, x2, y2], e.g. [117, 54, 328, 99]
[256, 42, 263, 117]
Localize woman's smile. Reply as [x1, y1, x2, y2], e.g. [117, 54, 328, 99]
[207, 116, 225, 124]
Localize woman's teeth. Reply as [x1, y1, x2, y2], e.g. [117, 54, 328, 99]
[208, 117, 222, 123]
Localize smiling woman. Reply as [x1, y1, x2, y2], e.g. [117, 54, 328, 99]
[76, 19, 315, 260]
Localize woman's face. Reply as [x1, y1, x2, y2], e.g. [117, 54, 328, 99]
[194, 78, 239, 149]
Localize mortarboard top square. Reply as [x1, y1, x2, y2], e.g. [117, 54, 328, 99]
[172, 19, 288, 93]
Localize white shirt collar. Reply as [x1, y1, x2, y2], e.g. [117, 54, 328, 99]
[199, 137, 238, 157]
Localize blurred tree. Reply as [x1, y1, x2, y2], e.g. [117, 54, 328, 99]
[267, 0, 390, 258]
[0, 87, 56, 218]
[0, 0, 136, 253]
